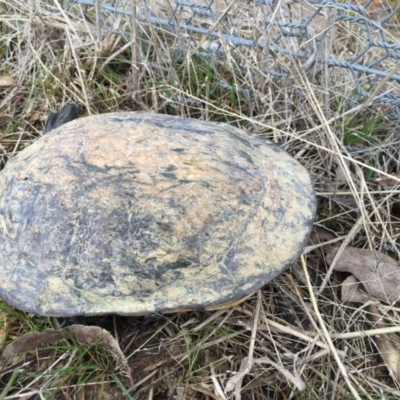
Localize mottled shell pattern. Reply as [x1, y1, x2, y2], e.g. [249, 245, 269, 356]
[0, 112, 316, 316]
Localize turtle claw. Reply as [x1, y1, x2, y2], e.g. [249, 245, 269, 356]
[138, 314, 163, 330]
[59, 315, 87, 328]
[43, 103, 79, 134]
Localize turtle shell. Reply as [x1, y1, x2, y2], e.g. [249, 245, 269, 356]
[0, 112, 316, 317]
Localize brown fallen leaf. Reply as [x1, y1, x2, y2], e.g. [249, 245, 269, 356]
[340, 275, 374, 304]
[3, 324, 126, 366]
[327, 247, 400, 304]
[369, 304, 400, 382]
[2, 330, 64, 362]
[330, 247, 400, 384]
[338, 276, 400, 383]
[67, 325, 125, 362]
[0, 76, 17, 87]
[29, 111, 42, 123]
[376, 171, 400, 187]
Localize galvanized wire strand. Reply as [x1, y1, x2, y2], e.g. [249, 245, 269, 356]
[74, 0, 400, 109]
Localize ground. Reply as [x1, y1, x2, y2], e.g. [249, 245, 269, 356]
[1, 0, 400, 399]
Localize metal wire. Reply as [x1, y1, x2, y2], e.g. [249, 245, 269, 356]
[74, 0, 400, 113]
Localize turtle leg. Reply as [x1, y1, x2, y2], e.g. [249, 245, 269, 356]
[43, 102, 79, 134]
[138, 314, 163, 330]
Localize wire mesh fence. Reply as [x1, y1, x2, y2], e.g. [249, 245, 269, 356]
[73, 0, 400, 119]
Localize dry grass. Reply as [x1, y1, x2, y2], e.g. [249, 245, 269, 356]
[1, 0, 400, 399]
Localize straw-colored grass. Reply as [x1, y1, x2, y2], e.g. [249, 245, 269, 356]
[1, 0, 400, 399]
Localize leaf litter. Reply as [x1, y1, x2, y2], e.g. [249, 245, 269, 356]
[327, 246, 400, 382]
[3, 324, 127, 367]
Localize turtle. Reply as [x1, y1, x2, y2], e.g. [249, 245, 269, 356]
[0, 105, 316, 317]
